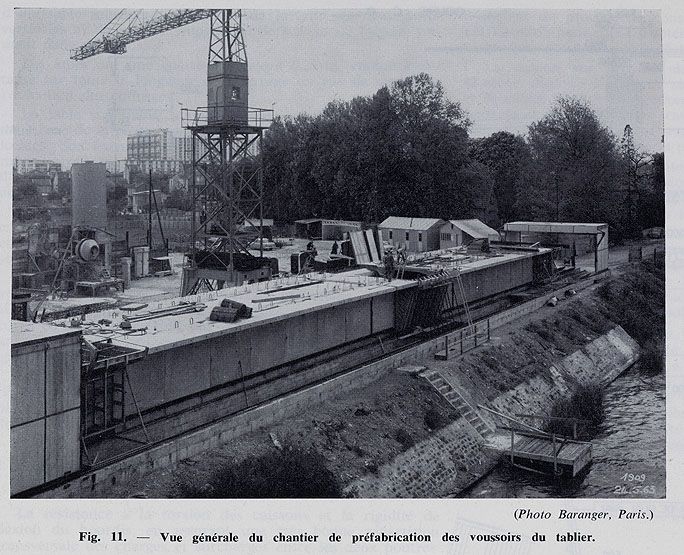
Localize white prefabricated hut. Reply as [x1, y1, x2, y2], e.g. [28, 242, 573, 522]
[378, 217, 444, 253]
[439, 219, 500, 249]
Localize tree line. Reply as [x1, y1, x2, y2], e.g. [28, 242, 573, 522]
[262, 73, 664, 239]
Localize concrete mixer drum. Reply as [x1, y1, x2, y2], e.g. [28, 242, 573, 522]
[76, 238, 100, 262]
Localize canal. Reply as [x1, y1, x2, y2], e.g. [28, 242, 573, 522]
[465, 365, 665, 499]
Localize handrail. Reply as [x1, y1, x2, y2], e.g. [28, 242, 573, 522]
[515, 413, 590, 424]
[478, 404, 548, 436]
[181, 106, 274, 129]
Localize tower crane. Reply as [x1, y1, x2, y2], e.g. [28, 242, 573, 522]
[71, 9, 273, 295]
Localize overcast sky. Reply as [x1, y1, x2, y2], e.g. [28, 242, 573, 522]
[13, 8, 663, 166]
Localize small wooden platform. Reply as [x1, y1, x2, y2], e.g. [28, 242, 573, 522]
[75, 278, 124, 296]
[486, 431, 592, 477]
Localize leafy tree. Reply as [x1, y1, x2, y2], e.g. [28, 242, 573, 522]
[640, 152, 664, 229]
[262, 73, 481, 224]
[469, 131, 534, 225]
[107, 185, 128, 215]
[527, 96, 622, 225]
[165, 188, 192, 211]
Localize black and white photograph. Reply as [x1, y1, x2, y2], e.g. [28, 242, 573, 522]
[8, 5, 667, 503]
[4, 2, 680, 550]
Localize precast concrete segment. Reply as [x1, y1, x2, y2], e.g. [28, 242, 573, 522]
[10, 322, 82, 496]
[52, 271, 413, 356]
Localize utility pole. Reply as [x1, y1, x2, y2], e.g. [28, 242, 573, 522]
[555, 179, 559, 222]
[551, 171, 560, 221]
[148, 169, 153, 249]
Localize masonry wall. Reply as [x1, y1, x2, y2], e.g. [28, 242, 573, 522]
[346, 419, 487, 498]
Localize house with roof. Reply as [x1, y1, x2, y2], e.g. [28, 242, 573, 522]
[378, 216, 444, 253]
[439, 219, 500, 249]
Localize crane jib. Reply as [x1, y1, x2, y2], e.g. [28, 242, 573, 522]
[70, 9, 214, 61]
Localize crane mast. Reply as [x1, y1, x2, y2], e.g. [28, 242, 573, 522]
[71, 8, 274, 295]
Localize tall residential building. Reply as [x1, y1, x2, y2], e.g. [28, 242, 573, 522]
[174, 136, 192, 163]
[126, 128, 179, 174]
[105, 160, 128, 175]
[14, 159, 61, 174]
[174, 135, 207, 163]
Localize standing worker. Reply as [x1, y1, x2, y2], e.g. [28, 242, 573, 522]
[383, 249, 395, 282]
[397, 245, 407, 265]
[331, 240, 339, 255]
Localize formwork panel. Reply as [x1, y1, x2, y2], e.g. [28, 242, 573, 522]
[45, 409, 80, 482]
[250, 322, 288, 374]
[10, 420, 44, 496]
[125, 354, 168, 415]
[316, 305, 345, 352]
[366, 229, 380, 263]
[460, 257, 534, 303]
[371, 293, 395, 334]
[209, 333, 252, 386]
[164, 342, 212, 403]
[11, 343, 45, 426]
[45, 339, 81, 415]
[284, 312, 319, 361]
[345, 299, 371, 342]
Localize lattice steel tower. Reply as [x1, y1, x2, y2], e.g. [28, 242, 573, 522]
[180, 10, 273, 295]
[71, 9, 273, 295]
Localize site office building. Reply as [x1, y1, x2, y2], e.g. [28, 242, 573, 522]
[378, 217, 443, 253]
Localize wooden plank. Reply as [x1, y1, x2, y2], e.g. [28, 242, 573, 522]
[366, 229, 380, 263]
[511, 436, 590, 467]
[350, 231, 370, 264]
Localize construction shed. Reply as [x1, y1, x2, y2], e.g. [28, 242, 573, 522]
[320, 219, 363, 240]
[294, 219, 322, 239]
[502, 221, 609, 273]
[439, 219, 500, 248]
[242, 218, 274, 240]
[378, 216, 444, 253]
[294, 219, 363, 240]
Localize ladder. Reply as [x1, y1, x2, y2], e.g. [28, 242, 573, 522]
[422, 370, 492, 439]
[396, 249, 409, 280]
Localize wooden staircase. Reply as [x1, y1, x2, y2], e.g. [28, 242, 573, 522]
[422, 370, 493, 439]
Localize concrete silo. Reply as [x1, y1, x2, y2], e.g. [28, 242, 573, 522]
[71, 161, 107, 229]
